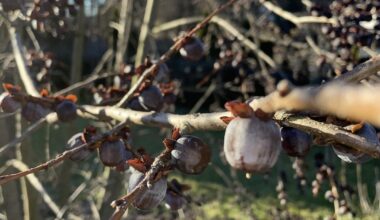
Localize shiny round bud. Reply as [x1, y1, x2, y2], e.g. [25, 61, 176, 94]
[171, 135, 211, 174]
[21, 102, 49, 122]
[99, 139, 128, 167]
[128, 169, 167, 210]
[138, 86, 163, 111]
[66, 133, 92, 161]
[0, 92, 21, 113]
[180, 37, 205, 61]
[281, 127, 312, 157]
[56, 100, 77, 122]
[224, 115, 281, 172]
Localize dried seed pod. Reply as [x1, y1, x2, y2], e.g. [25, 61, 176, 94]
[138, 86, 163, 111]
[180, 37, 205, 61]
[99, 139, 129, 167]
[128, 169, 167, 210]
[21, 102, 49, 122]
[333, 123, 380, 163]
[223, 115, 281, 172]
[66, 133, 92, 161]
[281, 127, 312, 157]
[56, 100, 77, 122]
[171, 135, 211, 174]
[0, 92, 21, 113]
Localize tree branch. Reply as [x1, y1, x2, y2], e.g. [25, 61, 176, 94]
[0, 120, 128, 185]
[6, 23, 40, 96]
[152, 16, 277, 68]
[259, 0, 337, 26]
[78, 105, 380, 158]
[250, 80, 380, 127]
[115, 0, 238, 107]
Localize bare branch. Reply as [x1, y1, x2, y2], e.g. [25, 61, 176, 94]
[152, 16, 277, 68]
[114, 0, 134, 71]
[115, 0, 238, 107]
[274, 111, 380, 158]
[7, 24, 40, 96]
[330, 55, 380, 84]
[3, 159, 60, 215]
[0, 113, 57, 156]
[78, 105, 380, 158]
[0, 120, 128, 185]
[54, 49, 114, 96]
[79, 105, 231, 132]
[134, 0, 156, 66]
[250, 81, 380, 127]
[259, 0, 337, 26]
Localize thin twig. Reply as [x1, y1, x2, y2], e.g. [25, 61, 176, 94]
[115, 0, 238, 107]
[0, 120, 128, 185]
[54, 49, 114, 96]
[135, 0, 155, 66]
[259, 0, 337, 26]
[6, 23, 40, 96]
[114, 0, 134, 71]
[152, 16, 276, 68]
[3, 159, 61, 215]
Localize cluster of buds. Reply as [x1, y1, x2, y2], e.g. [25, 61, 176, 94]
[92, 57, 177, 111]
[28, 0, 82, 37]
[0, 84, 77, 122]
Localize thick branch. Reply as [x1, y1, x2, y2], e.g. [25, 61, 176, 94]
[274, 111, 380, 158]
[79, 105, 230, 132]
[250, 81, 380, 127]
[78, 105, 380, 158]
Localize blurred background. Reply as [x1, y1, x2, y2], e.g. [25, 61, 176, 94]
[0, 0, 380, 219]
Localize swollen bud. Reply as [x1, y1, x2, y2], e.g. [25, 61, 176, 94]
[56, 100, 77, 122]
[0, 92, 21, 113]
[180, 37, 205, 61]
[66, 133, 92, 161]
[223, 115, 281, 172]
[171, 135, 211, 174]
[21, 102, 49, 122]
[99, 139, 131, 167]
[128, 169, 167, 210]
[281, 127, 312, 157]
